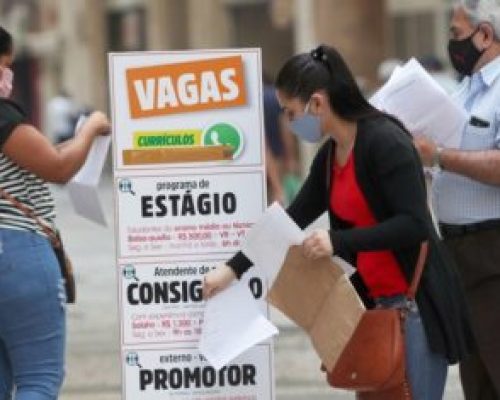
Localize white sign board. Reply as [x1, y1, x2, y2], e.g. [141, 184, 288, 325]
[119, 261, 268, 346]
[123, 346, 274, 400]
[110, 51, 264, 171]
[116, 173, 265, 258]
[109, 48, 274, 400]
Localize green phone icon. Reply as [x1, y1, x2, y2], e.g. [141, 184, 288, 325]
[203, 123, 244, 159]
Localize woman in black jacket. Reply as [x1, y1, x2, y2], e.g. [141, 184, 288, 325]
[202, 45, 474, 400]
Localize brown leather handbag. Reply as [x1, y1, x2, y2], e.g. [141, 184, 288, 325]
[0, 187, 76, 303]
[325, 242, 429, 400]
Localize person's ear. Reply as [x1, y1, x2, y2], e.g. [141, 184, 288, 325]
[478, 23, 495, 49]
[309, 92, 327, 115]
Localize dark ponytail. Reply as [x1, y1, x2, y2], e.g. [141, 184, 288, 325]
[276, 44, 382, 122]
[0, 27, 13, 57]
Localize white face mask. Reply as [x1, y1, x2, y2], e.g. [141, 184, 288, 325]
[289, 99, 323, 143]
[0, 67, 13, 98]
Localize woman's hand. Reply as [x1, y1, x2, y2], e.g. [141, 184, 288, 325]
[202, 263, 237, 299]
[85, 111, 111, 137]
[302, 229, 333, 259]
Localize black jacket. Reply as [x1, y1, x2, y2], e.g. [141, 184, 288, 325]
[229, 114, 474, 364]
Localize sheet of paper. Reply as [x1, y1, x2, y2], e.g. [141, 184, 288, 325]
[67, 181, 107, 226]
[198, 281, 278, 370]
[267, 246, 365, 371]
[370, 58, 467, 149]
[71, 134, 111, 185]
[71, 116, 111, 186]
[241, 202, 305, 286]
[67, 115, 111, 226]
[333, 256, 356, 277]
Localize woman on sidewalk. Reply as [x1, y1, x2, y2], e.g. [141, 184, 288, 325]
[0, 26, 110, 400]
[202, 44, 474, 400]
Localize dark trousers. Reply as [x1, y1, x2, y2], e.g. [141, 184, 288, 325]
[443, 228, 500, 400]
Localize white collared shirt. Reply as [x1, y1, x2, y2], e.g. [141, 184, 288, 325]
[432, 56, 500, 224]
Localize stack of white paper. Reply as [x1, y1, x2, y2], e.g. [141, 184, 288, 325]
[67, 116, 111, 226]
[370, 58, 466, 149]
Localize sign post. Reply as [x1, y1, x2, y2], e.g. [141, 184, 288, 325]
[109, 49, 274, 400]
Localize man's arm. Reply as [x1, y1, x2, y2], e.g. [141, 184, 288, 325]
[414, 136, 500, 186]
[439, 148, 500, 185]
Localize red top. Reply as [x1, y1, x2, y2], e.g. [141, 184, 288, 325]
[331, 152, 408, 298]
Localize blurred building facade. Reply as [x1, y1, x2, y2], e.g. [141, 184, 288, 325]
[0, 0, 454, 166]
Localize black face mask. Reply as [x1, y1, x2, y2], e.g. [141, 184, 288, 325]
[448, 28, 484, 76]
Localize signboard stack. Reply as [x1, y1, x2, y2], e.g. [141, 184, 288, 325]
[109, 49, 275, 400]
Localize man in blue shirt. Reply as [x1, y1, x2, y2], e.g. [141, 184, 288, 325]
[416, 1, 500, 398]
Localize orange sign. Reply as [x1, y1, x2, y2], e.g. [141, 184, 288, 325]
[126, 56, 247, 119]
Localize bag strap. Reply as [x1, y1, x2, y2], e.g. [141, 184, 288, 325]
[406, 241, 429, 301]
[0, 186, 61, 248]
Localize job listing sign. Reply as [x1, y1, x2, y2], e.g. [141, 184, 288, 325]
[108, 49, 275, 400]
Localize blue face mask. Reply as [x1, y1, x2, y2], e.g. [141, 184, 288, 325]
[289, 100, 322, 143]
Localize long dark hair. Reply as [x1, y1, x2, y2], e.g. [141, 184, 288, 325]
[276, 44, 382, 122]
[0, 27, 12, 57]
